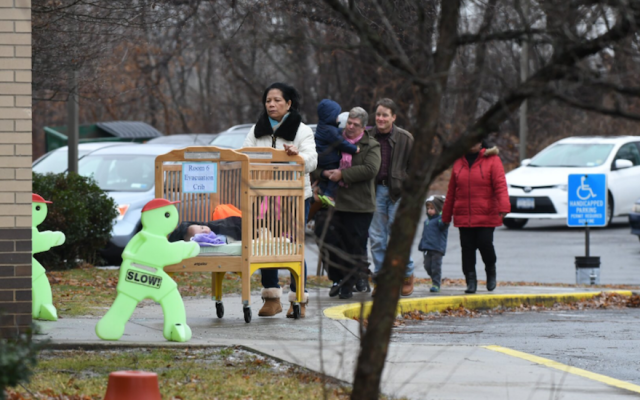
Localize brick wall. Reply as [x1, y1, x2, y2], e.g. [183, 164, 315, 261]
[0, 0, 32, 338]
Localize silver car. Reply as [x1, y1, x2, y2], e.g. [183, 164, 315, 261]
[208, 123, 317, 149]
[32, 142, 139, 174]
[77, 143, 186, 264]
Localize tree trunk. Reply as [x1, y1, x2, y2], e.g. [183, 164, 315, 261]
[350, 2, 463, 398]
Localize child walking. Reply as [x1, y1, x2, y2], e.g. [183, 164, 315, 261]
[419, 195, 449, 292]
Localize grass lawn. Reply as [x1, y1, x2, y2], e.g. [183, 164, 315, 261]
[48, 265, 639, 318]
[5, 347, 354, 400]
[48, 266, 333, 317]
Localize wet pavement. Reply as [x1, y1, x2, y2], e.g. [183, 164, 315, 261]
[303, 216, 640, 285]
[35, 285, 640, 399]
[395, 307, 640, 385]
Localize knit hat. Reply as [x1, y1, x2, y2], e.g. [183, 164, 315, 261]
[425, 195, 445, 215]
[337, 112, 349, 129]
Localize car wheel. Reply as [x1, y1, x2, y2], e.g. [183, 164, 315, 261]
[503, 218, 528, 229]
[603, 194, 614, 228]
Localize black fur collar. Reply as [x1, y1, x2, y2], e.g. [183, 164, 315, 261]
[254, 110, 302, 142]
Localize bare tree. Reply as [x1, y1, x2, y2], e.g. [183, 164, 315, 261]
[312, 0, 640, 398]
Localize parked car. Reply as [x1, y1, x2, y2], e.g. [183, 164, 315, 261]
[208, 123, 317, 149]
[32, 142, 139, 175]
[76, 143, 185, 264]
[146, 133, 218, 146]
[209, 124, 253, 149]
[631, 197, 640, 242]
[505, 136, 640, 229]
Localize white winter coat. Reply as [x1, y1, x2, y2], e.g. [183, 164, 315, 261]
[243, 122, 317, 199]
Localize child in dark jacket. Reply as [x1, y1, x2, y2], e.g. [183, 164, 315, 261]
[314, 99, 359, 205]
[418, 195, 449, 292]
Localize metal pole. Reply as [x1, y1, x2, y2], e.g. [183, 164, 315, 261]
[585, 224, 590, 258]
[67, 70, 79, 174]
[519, 1, 529, 162]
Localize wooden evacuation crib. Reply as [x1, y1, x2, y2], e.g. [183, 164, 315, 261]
[155, 146, 306, 322]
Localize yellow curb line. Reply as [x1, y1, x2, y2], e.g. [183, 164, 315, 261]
[323, 290, 634, 320]
[483, 345, 640, 394]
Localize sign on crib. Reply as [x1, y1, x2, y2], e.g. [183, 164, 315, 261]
[182, 162, 217, 193]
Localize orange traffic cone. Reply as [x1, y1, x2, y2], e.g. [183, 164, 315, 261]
[104, 371, 162, 400]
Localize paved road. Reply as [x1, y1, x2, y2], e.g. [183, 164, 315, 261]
[395, 307, 640, 386]
[39, 286, 640, 399]
[304, 216, 640, 285]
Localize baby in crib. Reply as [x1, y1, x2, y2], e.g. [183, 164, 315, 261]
[184, 224, 227, 246]
[168, 216, 242, 244]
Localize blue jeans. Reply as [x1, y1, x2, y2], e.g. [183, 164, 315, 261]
[261, 197, 311, 292]
[369, 185, 414, 278]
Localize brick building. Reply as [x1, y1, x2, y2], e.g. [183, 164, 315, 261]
[0, 0, 33, 338]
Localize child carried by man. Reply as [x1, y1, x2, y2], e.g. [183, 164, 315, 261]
[313, 100, 359, 206]
[419, 195, 449, 292]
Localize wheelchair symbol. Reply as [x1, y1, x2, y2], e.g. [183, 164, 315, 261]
[576, 176, 596, 200]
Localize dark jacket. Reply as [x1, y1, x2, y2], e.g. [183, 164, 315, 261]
[419, 196, 449, 254]
[372, 124, 414, 202]
[313, 132, 381, 213]
[441, 147, 511, 227]
[315, 99, 357, 169]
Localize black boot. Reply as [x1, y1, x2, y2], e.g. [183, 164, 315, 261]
[355, 261, 371, 292]
[486, 265, 496, 291]
[465, 273, 477, 294]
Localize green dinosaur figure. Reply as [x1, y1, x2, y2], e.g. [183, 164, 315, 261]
[32, 193, 65, 321]
[96, 198, 199, 342]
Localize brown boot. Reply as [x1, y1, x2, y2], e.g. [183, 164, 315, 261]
[401, 275, 414, 296]
[258, 288, 282, 317]
[286, 291, 309, 318]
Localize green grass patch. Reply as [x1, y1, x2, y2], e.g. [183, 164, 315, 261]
[5, 347, 353, 399]
[50, 266, 333, 317]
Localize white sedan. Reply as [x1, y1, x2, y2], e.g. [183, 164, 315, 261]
[505, 136, 640, 228]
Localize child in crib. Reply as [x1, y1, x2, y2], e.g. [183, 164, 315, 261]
[184, 224, 227, 246]
[168, 216, 242, 244]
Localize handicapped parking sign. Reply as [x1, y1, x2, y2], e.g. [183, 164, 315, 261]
[567, 174, 607, 227]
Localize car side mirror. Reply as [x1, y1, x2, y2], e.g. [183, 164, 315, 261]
[614, 159, 634, 170]
[521, 158, 532, 167]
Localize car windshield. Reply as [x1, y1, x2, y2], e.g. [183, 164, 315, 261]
[210, 133, 247, 149]
[529, 144, 614, 167]
[78, 154, 155, 192]
[33, 148, 92, 174]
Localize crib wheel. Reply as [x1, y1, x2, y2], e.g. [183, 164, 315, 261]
[243, 307, 252, 323]
[216, 302, 224, 319]
[292, 303, 301, 319]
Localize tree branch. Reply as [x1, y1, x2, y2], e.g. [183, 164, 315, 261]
[457, 29, 548, 45]
[433, 5, 639, 178]
[551, 92, 640, 120]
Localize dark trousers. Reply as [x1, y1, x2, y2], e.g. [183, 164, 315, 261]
[325, 211, 373, 287]
[261, 197, 311, 292]
[458, 227, 496, 276]
[423, 250, 443, 287]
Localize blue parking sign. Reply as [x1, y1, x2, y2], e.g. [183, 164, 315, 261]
[567, 174, 607, 227]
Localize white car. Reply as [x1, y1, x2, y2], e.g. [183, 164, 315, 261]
[505, 136, 640, 228]
[32, 142, 138, 174]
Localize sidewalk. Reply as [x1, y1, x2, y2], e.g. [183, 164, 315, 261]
[36, 285, 640, 399]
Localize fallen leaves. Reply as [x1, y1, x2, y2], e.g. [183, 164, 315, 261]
[396, 292, 640, 323]
[351, 293, 640, 327]
[413, 277, 640, 290]
[5, 389, 97, 400]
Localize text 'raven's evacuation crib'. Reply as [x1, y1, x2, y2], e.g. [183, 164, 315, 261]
[155, 146, 306, 322]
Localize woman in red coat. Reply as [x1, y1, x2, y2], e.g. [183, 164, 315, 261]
[441, 141, 511, 294]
